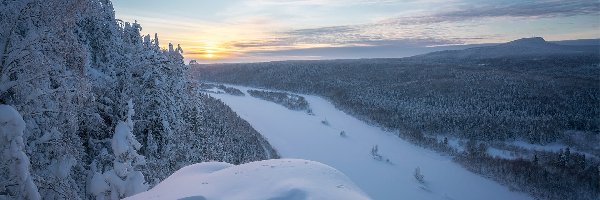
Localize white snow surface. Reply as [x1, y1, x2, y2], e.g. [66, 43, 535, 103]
[126, 159, 370, 200]
[511, 140, 566, 152]
[487, 148, 517, 160]
[204, 85, 532, 200]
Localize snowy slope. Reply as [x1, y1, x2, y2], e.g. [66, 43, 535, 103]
[125, 159, 370, 200]
[207, 85, 532, 200]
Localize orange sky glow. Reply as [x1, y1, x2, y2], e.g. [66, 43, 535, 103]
[113, 0, 600, 64]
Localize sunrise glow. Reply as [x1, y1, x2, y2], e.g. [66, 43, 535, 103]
[112, 0, 600, 63]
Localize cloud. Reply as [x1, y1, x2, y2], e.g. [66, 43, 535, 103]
[230, 0, 599, 52]
[252, 0, 410, 6]
[285, 26, 358, 37]
[384, 0, 600, 25]
[222, 39, 494, 63]
[226, 23, 458, 52]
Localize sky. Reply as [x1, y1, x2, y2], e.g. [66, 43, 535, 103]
[112, 0, 600, 63]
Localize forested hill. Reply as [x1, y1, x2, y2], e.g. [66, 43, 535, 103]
[413, 37, 599, 60]
[193, 38, 600, 200]
[0, 0, 277, 199]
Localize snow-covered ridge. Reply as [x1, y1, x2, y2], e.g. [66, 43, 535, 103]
[126, 159, 370, 200]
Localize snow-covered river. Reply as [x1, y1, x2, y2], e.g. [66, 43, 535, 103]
[207, 85, 531, 200]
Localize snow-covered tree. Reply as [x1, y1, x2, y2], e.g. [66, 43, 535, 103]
[153, 33, 160, 49]
[371, 145, 382, 161]
[0, 105, 40, 200]
[168, 43, 174, 53]
[91, 100, 147, 199]
[414, 167, 424, 183]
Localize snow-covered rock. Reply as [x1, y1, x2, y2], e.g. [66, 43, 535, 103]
[125, 159, 371, 200]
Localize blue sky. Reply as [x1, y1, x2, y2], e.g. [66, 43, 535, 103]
[112, 0, 600, 63]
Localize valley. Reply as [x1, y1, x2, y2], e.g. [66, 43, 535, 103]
[204, 84, 532, 200]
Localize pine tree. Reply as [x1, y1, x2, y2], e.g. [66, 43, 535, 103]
[92, 100, 147, 199]
[371, 145, 382, 161]
[414, 167, 425, 184]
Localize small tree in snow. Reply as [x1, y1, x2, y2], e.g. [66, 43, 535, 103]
[414, 167, 425, 183]
[0, 105, 41, 200]
[371, 145, 382, 161]
[90, 100, 148, 199]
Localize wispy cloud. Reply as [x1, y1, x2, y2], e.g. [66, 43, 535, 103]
[383, 0, 600, 25]
[226, 0, 599, 52]
[252, 0, 409, 6]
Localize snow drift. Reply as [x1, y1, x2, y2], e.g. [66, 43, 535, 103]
[126, 159, 370, 200]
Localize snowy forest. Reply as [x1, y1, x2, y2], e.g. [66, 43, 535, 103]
[0, 0, 277, 199]
[194, 39, 600, 200]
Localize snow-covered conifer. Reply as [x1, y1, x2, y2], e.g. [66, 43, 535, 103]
[93, 100, 147, 199]
[0, 105, 41, 200]
[414, 167, 424, 183]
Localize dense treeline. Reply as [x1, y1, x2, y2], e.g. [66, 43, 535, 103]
[247, 90, 310, 112]
[216, 84, 245, 96]
[455, 147, 599, 200]
[193, 44, 600, 199]
[198, 83, 245, 96]
[0, 0, 276, 199]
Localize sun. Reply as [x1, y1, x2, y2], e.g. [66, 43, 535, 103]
[188, 41, 229, 61]
[204, 49, 216, 59]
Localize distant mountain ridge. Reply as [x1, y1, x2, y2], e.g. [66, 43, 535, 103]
[414, 37, 599, 60]
[551, 38, 600, 46]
